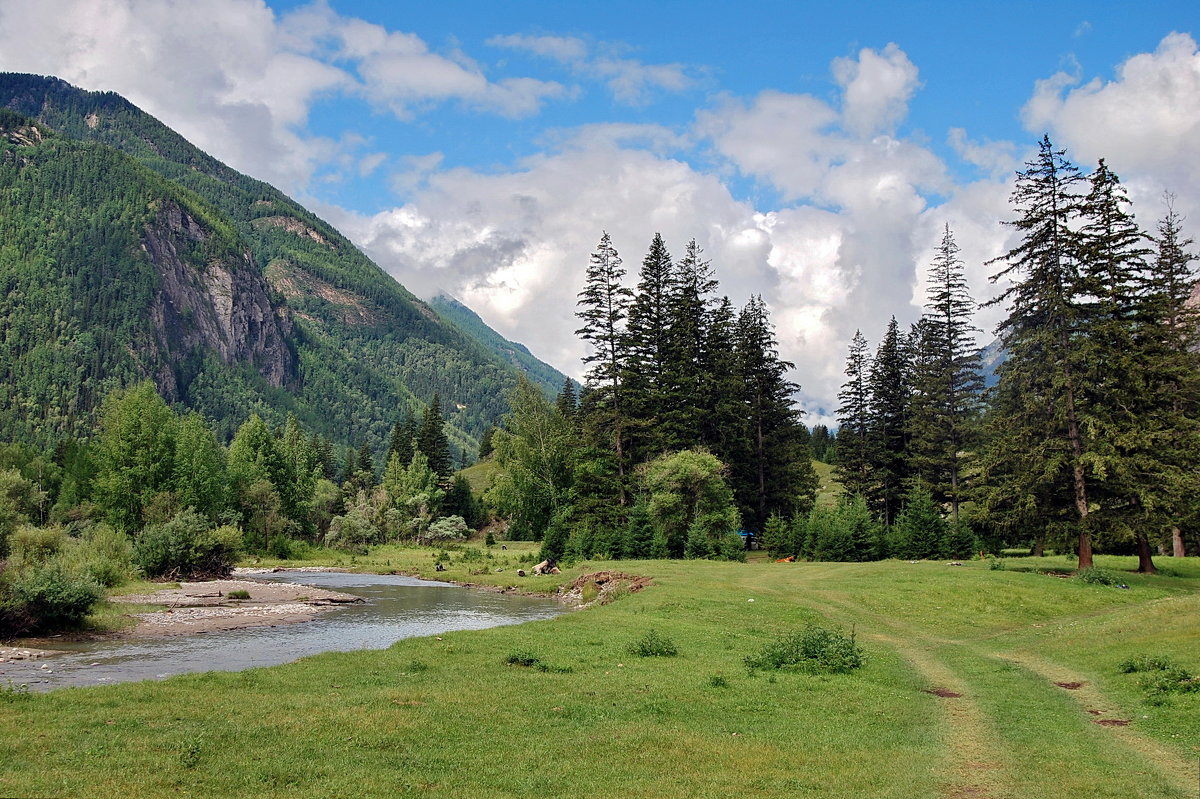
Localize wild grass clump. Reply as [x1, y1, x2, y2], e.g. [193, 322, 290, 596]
[1076, 567, 1118, 586]
[503, 650, 573, 673]
[987, 555, 1006, 571]
[1118, 653, 1199, 702]
[629, 629, 679, 658]
[227, 589, 250, 600]
[745, 624, 866, 674]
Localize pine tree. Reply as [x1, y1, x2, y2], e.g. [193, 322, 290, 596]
[702, 297, 748, 470]
[866, 317, 911, 525]
[908, 225, 983, 522]
[576, 232, 633, 501]
[659, 239, 717, 449]
[386, 415, 417, 468]
[622, 233, 675, 458]
[555, 378, 578, 424]
[1075, 159, 1157, 570]
[417, 394, 452, 477]
[356, 441, 376, 488]
[734, 295, 817, 531]
[983, 136, 1096, 568]
[1132, 197, 1200, 563]
[835, 330, 873, 502]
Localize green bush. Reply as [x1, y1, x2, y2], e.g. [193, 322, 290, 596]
[1118, 654, 1175, 673]
[503, 650, 573, 673]
[133, 511, 240, 578]
[7, 560, 102, 631]
[227, 589, 250, 600]
[1077, 568, 1117, 586]
[7, 525, 68, 568]
[745, 624, 866, 674]
[987, 555, 1006, 571]
[629, 629, 679, 658]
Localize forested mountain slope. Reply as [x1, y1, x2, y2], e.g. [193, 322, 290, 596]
[429, 293, 570, 396]
[0, 73, 561, 455]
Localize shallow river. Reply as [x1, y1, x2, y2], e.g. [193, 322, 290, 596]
[1, 572, 565, 691]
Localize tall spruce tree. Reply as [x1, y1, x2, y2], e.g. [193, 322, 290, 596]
[417, 394, 452, 477]
[1144, 198, 1200, 559]
[908, 225, 983, 523]
[576, 232, 633, 501]
[835, 330, 873, 502]
[983, 136, 1095, 568]
[866, 317, 911, 526]
[1076, 159, 1158, 570]
[386, 415, 417, 469]
[622, 233, 675, 459]
[701, 296, 747, 465]
[734, 295, 817, 531]
[659, 239, 717, 449]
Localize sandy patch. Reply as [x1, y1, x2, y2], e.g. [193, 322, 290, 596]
[110, 578, 362, 638]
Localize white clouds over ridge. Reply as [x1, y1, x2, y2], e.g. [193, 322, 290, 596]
[0, 0, 1197, 417]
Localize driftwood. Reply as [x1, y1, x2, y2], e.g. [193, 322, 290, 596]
[532, 559, 561, 575]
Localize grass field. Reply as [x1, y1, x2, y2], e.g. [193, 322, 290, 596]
[2, 547, 1198, 798]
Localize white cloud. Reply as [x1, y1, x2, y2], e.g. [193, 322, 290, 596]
[489, 30, 697, 105]
[1022, 32, 1200, 215]
[0, 0, 571, 194]
[832, 43, 920, 138]
[487, 33, 588, 63]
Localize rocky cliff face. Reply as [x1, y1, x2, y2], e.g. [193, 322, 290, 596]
[141, 202, 295, 397]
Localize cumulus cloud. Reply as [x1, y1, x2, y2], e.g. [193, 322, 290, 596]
[488, 31, 697, 105]
[832, 43, 920, 138]
[1022, 31, 1200, 215]
[0, 0, 570, 193]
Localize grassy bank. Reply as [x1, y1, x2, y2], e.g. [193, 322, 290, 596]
[1, 549, 1197, 798]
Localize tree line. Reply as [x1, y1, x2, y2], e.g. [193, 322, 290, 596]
[833, 137, 1198, 572]
[486, 232, 818, 562]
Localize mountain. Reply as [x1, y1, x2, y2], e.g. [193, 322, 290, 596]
[0, 73, 562, 455]
[429, 293, 571, 396]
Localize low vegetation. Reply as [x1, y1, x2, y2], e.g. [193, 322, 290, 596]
[0, 550, 1196, 799]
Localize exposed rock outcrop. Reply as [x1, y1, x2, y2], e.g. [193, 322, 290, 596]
[141, 202, 296, 397]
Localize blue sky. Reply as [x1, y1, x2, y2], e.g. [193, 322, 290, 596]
[1, 0, 1197, 417]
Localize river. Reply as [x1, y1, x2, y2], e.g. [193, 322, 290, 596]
[0, 571, 565, 691]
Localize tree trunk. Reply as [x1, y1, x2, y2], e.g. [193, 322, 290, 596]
[1031, 529, 1046, 558]
[1135, 529, 1157, 574]
[1172, 527, 1186, 558]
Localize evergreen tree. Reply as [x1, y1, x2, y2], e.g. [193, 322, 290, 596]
[386, 415, 417, 469]
[1143, 198, 1200, 559]
[659, 239, 717, 449]
[555, 379, 578, 424]
[982, 136, 1096, 568]
[734, 295, 817, 531]
[478, 426, 496, 460]
[576, 232, 633, 500]
[835, 331, 873, 501]
[417, 394, 452, 477]
[356, 441, 376, 488]
[892, 482, 947, 560]
[866, 317, 911, 525]
[908, 225, 983, 523]
[700, 296, 746, 466]
[1075, 159, 1157, 570]
[622, 233, 675, 458]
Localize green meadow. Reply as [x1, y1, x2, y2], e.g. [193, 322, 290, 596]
[2, 547, 1198, 799]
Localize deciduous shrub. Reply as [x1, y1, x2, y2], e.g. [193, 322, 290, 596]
[133, 510, 240, 578]
[1077, 568, 1118, 586]
[745, 624, 866, 674]
[6, 559, 102, 631]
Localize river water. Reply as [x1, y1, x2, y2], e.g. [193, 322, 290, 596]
[0, 571, 565, 691]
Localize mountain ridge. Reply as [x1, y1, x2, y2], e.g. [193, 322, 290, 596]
[0, 73, 564, 455]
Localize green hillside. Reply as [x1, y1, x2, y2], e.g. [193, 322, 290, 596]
[429, 293, 571, 397]
[0, 73, 564, 454]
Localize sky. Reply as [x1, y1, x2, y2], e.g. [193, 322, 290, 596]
[1, 0, 1198, 421]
